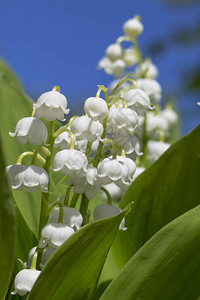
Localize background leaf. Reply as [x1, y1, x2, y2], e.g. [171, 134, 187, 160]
[0, 134, 16, 299]
[28, 211, 126, 300]
[0, 60, 42, 236]
[100, 204, 200, 300]
[113, 124, 200, 268]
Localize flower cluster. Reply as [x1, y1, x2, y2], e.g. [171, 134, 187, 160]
[8, 76, 149, 295]
[7, 14, 179, 297]
[98, 14, 179, 181]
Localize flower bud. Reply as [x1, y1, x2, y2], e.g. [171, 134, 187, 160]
[33, 90, 69, 121]
[123, 17, 143, 38]
[84, 97, 108, 122]
[123, 48, 138, 66]
[9, 117, 48, 145]
[106, 44, 123, 62]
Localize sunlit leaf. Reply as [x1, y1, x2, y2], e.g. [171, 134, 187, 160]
[28, 210, 127, 300]
[113, 124, 200, 268]
[100, 205, 200, 300]
[0, 135, 16, 299]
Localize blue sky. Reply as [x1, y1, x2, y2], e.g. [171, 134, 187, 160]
[0, 0, 199, 134]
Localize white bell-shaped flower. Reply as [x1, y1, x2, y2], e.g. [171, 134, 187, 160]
[97, 157, 129, 188]
[116, 155, 136, 183]
[38, 223, 74, 248]
[53, 149, 88, 177]
[106, 44, 123, 62]
[123, 17, 143, 38]
[71, 116, 103, 142]
[100, 182, 124, 202]
[123, 88, 153, 116]
[134, 59, 158, 79]
[109, 59, 126, 78]
[147, 140, 170, 165]
[6, 165, 49, 193]
[84, 97, 108, 122]
[132, 167, 145, 181]
[136, 78, 162, 104]
[54, 132, 71, 149]
[9, 117, 48, 146]
[11, 269, 41, 296]
[33, 90, 69, 121]
[49, 207, 83, 229]
[75, 138, 88, 152]
[146, 112, 169, 138]
[107, 107, 139, 135]
[112, 133, 142, 155]
[97, 56, 110, 70]
[160, 108, 178, 127]
[93, 204, 127, 231]
[123, 48, 138, 67]
[69, 167, 102, 200]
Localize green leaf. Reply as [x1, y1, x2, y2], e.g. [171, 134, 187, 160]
[100, 204, 200, 300]
[0, 134, 16, 299]
[113, 124, 200, 268]
[28, 210, 127, 300]
[0, 60, 42, 236]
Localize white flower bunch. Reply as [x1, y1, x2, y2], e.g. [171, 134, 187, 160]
[8, 80, 148, 295]
[7, 14, 179, 297]
[97, 14, 179, 169]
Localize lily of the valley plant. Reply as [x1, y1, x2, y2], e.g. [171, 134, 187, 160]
[3, 14, 200, 300]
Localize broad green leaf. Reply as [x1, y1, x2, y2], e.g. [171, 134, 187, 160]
[28, 210, 127, 300]
[0, 134, 16, 299]
[100, 204, 200, 300]
[14, 206, 37, 272]
[0, 60, 41, 236]
[113, 124, 200, 268]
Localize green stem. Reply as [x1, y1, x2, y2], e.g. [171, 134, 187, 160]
[101, 187, 112, 205]
[16, 151, 46, 165]
[93, 117, 107, 167]
[133, 38, 143, 69]
[141, 115, 148, 168]
[108, 96, 127, 108]
[58, 205, 64, 223]
[70, 193, 80, 208]
[38, 121, 55, 238]
[64, 185, 73, 206]
[30, 250, 38, 270]
[85, 141, 92, 158]
[80, 194, 89, 225]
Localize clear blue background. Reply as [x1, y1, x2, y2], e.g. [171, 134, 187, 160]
[0, 0, 199, 134]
